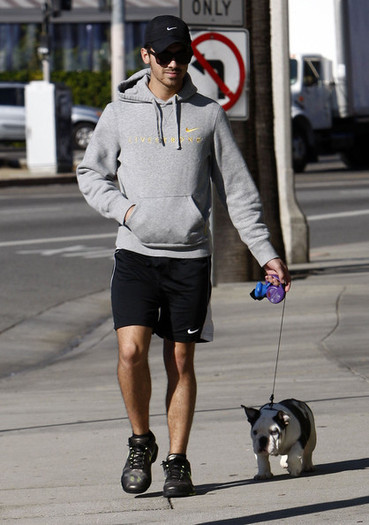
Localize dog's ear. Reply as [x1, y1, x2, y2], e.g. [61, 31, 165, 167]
[276, 410, 290, 427]
[241, 405, 260, 425]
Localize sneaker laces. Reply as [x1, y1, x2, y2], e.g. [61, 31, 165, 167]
[128, 444, 148, 469]
[163, 458, 189, 480]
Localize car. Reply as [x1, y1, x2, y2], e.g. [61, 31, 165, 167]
[0, 82, 102, 149]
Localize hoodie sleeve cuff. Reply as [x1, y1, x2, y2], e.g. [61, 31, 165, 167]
[248, 241, 279, 268]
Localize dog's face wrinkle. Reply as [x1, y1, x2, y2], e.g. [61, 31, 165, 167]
[252, 421, 284, 455]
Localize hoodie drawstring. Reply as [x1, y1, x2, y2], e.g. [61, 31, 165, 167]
[152, 100, 164, 145]
[152, 96, 181, 150]
[173, 95, 181, 150]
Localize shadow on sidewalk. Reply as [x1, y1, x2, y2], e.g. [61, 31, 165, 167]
[197, 495, 369, 524]
[135, 457, 368, 502]
[194, 457, 369, 497]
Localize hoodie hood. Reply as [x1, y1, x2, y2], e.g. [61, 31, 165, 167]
[117, 68, 197, 149]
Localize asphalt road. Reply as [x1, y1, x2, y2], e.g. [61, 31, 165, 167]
[296, 156, 369, 249]
[0, 184, 116, 332]
[0, 156, 368, 336]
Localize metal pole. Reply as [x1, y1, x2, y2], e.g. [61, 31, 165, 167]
[111, 0, 126, 102]
[39, 2, 51, 82]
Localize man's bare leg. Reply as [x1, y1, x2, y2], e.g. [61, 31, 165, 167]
[162, 338, 197, 496]
[118, 325, 158, 494]
[163, 339, 197, 454]
[117, 325, 153, 434]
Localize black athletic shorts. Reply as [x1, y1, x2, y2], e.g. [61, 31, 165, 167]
[111, 249, 212, 342]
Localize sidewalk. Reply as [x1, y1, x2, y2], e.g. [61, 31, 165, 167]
[1, 233, 368, 523]
[0, 151, 78, 186]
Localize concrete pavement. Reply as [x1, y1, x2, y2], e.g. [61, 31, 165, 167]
[0, 151, 78, 186]
[0, 163, 368, 523]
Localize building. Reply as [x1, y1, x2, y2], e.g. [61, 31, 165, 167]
[0, 0, 178, 73]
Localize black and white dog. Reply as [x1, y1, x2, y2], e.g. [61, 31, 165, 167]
[241, 399, 316, 479]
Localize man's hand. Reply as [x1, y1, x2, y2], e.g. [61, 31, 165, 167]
[263, 258, 291, 292]
[124, 205, 136, 224]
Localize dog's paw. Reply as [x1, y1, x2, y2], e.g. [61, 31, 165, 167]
[280, 455, 288, 469]
[254, 472, 273, 480]
[287, 455, 303, 476]
[288, 467, 302, 477]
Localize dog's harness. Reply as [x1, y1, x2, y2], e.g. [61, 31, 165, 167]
[269, 295, 287, 409]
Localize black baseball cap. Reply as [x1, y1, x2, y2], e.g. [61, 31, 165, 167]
[144, 15, 192, 53]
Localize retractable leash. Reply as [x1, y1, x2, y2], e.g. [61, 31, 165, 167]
[250, 275, 287, 408]
[269, 295, 286, 408]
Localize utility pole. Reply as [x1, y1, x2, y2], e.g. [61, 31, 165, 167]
[111, 0, 126, 101]
[270, 0, 309, 263]
[39, 2, 52, 82]
[38, 1, 72, 82]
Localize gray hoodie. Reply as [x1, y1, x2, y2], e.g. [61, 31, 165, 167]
[77, 69, 278, 265]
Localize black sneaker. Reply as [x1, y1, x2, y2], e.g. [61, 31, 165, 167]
[162, 454, 196, 497]
[121, 431, 158, 494]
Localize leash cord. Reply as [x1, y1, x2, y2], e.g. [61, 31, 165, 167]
[269, 295, 286, 407]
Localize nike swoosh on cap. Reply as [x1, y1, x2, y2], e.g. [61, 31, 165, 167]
[167, 26, 177, 31]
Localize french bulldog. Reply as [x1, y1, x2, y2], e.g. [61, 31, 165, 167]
[241, 398, 316, 480]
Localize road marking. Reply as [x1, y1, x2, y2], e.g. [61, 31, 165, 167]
[0, 232, 116, 248]
[0, 206, 62, 215]
[18, 245, 90, 256]
[17, 245, 114, 259]
[308, 209, 369, 221]
[0, 192, 80, 200]
[296, 179, 369, 189]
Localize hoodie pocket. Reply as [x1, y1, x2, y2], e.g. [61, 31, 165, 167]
[126, 195, 207, 248]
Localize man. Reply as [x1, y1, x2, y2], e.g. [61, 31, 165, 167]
[77, 15, 291, 498]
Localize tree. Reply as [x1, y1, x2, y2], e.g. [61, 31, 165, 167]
[245, 0, 285, 254]
[213, 0, 285, 283]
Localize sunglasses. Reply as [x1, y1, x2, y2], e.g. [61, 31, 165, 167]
[148, 48, 193, 66]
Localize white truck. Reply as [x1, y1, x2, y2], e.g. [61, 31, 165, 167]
[288, 0, 369, 172]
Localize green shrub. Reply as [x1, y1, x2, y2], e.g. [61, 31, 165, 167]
[0, 68, 141, 109]
[0, 70, 42, 82]
[0, 70, 111, 108]
[51, 70, 112, 108]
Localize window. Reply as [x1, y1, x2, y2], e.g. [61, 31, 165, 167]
[0, 20, 147, 73]
[290, 58, 298, 85]
[0, 24, 39, 71]
[0, 86, 25, 106]
[303, 59, 321, 87]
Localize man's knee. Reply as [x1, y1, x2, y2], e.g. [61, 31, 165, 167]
[118, 341, 145, 369]
[117, 326, 151, 368]
[165, 341, 196, 375]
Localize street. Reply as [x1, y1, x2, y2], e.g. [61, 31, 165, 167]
[1, 156, 369, 334]
[295, 156, 369, 249]
[0, 183, 116, 333]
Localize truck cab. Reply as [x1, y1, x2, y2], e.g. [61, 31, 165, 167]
[288, 0, 369, 173]
[290, 54, 333, 172]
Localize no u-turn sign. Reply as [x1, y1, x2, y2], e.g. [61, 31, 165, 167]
[189, 29, 249, 120]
